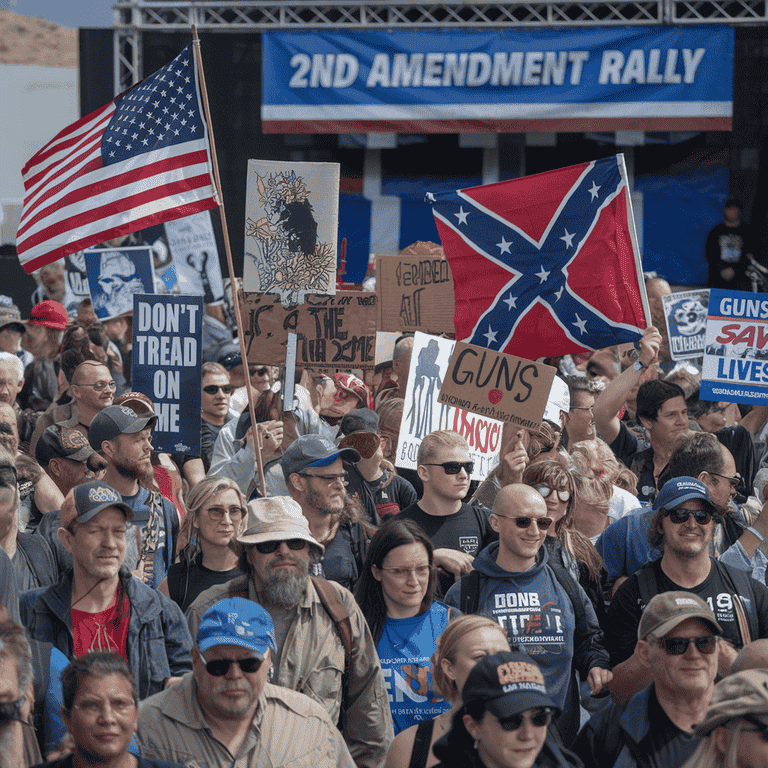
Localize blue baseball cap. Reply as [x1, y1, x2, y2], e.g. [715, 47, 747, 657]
[653, 476, 715, 513]
[280, 434, 360, 479]
[197, 598, 277, 659]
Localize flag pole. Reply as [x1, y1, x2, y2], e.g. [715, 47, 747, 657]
[191, 25, 266, 498]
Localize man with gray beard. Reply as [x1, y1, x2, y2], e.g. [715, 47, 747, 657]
[186, 496, 393, 768]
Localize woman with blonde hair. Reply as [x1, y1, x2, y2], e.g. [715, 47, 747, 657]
[158, 476, 245, 611]
[683, 669, 768, 768]
[384, 615, 510, 768]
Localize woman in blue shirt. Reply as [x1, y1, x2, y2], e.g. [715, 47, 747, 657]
[355, 517, 454, 734]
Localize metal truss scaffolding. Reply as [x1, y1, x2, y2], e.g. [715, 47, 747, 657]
[113, 0, 767, 93]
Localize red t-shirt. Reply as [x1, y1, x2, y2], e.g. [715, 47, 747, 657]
[71, 593, 130, 661]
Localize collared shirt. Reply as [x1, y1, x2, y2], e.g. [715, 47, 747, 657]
[136, 673, 355, 768]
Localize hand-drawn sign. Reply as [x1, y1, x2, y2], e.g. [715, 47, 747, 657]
[241, 291, 377, 370]
[84, 247, 156, 321]
[662, 289, 710, 361]
[376, 254, 455, 334]
[396, 332, 503, 480]
[438, 340, 555, 429]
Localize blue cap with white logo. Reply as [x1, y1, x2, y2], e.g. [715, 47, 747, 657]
[653, 476, 716, 513]
[197, 598, 277, 659]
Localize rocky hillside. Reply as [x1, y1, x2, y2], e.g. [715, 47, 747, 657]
[0, 9, 77, 67]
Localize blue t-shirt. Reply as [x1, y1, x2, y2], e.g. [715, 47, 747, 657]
[377, 602, 453, 734]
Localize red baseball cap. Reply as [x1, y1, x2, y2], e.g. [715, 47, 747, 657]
[27, 300, 68, 329]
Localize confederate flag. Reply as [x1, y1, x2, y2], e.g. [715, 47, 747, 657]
[429, 155, 649, 360]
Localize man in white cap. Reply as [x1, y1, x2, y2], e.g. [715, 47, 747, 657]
[138, 597, 355, 768]
[186, 496, 393, 768]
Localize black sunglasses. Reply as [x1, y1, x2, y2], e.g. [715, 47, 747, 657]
[254, 538, 308, 555]
[494, 513, 554, 531]
[0, 696, 25, 726]
[664, 507, 713, 525]
[202, 655, 263, 676]
[709, 471, 742, 488]
[498, 708, 554, 731]
[250, 366, 269, 376]
[422, 461, 474, 475]
[657, 635, 717, 656]
[203, 384, 233, 395]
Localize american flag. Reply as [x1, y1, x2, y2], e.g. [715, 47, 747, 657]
[429, 155, 648, 360]
[16, 43, 218, 274]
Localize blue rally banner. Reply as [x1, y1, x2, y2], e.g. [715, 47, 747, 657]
[262, 26, 732, 134]
[701, 289, 768, 406]
[132, 294, 203, 454]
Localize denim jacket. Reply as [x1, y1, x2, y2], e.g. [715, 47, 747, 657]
[20, 569, 193, 701]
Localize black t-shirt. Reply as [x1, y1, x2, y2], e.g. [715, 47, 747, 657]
[399, 501, 498, 595]
[647, 686, 699, 767]
[706, 221, 758, 291]
[606, 557, 768, 665]
[366, 471, 418, 519]
[309, 520, 369, 592]
[609, 422, 657, 504]
[165, 556, 243, 613]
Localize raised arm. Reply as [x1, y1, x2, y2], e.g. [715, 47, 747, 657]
[593, 326, 662, 444]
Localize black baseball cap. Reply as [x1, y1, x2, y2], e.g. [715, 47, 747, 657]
[88, 405, 157, 451]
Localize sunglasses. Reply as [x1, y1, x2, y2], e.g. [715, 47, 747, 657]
[657, 635, 717, 656]
[709, 471, 742, 488]
[203, 384, 233, 395]
[0, 697, 25, 726]
[534, 485, 570, 502]
[664, 507, 713, 525]
[254, 538, 308, 555]
[422, 461, 474, 475]
[202, 655, 263, 676]
[250, 367, 269, 376]
[494, 513, 554, 531]
[498, 708, 554, 731]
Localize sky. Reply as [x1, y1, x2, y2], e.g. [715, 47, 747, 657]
[1, 0, 112, 27]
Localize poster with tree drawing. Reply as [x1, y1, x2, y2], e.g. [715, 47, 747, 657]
[243, 160, 339, 305]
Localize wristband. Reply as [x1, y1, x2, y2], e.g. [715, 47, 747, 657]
[747, 526, 765, 543]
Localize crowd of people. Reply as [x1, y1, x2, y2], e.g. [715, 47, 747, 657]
[2, 244, 768, 768]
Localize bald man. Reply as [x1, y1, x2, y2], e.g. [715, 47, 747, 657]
[444, 484, 611, 746]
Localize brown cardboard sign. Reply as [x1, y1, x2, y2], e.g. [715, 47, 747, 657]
[376, 254, 455, 334]
[438, 341, 556, 429]
[241, 291, 377, 370]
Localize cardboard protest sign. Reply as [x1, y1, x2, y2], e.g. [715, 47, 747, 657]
[438, 341, 556, 429]
[243, 160, 339, 305]
[165, 211, 224, 304]
[132, 294, 203, 453]
[241, 291, 377, 370]
[662, 289, 710, 361]
[84, 247, 156, 321]
[396, 332, 504, 480]
[376, 254, 455, 334]
[62, 252, 91, 317]
[700, 288, 768, 405]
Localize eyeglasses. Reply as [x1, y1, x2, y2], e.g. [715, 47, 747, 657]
[377, 565, 432, 579]
[297, 471, 348, 485]
[569, 405, 594, 413]
[498, 708, 554, 731]
[493, 513, 554, 531]
[80, 380, 116, 391]
[664, 507, 713, 525]
[205, 505, 244, 521]
[422, 461, 474, 475]
[709, 471, 742, 488]
[253, 538, 308, 555]
[201, 654, 263, 676]
[0, 696, 25, 726]
[657, 635, 717, 656]
[534, 485, 570, 502]
[73, 697, 136, 717]
[203, 384, 233, 395]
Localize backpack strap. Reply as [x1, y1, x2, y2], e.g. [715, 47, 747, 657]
[713, 559, 760, 645]
[310, 576, 352, 673]
[459, 569, 482, 615]
[408, 719, 436, 768]
[634, 562, 658, 610]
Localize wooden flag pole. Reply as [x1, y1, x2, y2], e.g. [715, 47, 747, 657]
[191, 26, 266, 497]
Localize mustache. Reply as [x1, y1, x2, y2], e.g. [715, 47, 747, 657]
[269, 554, 302, 569]
[213, 681, 252, 695]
